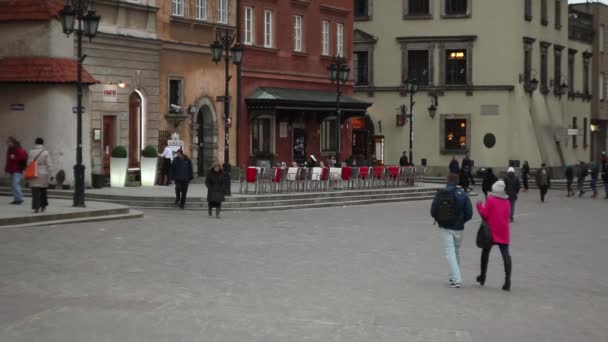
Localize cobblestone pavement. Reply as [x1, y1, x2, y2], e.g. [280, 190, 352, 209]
[0, 189, 606, 341]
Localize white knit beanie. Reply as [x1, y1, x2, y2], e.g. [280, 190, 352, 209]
[492, 180, 506, 193]
[507, 167, 515, 174]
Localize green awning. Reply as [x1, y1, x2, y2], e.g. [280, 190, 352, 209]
[246, 87, 372, 112]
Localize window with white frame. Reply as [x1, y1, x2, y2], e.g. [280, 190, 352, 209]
[172, 0, 184, 16]
[336, 23, 344, 57]
[217, 0, 228, 24]
[321, 118, 337, 152]
[244, 6, 253, 45]
[294, 15, 303, 52]
[196, 0, 207, 20]
[322, 20, 330, 55]
[264, 10, 273, 48]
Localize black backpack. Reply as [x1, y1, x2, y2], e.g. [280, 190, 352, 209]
[434, 189, 459, 227]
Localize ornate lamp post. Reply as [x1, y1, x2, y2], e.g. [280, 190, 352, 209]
[59, 0, 100, 207]
[210, 30, 243, 196]
[404, 78, 418, 165]
[327, 56, 350, 166]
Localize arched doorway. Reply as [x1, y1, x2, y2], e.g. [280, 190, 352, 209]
[195, 104, 217, 175]
[128, 92, 143, 168]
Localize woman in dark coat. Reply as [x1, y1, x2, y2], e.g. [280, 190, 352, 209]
[482, 168, 498, 198]
[459, 168, 470, 192]
[205, 161, 226, 218]
[521, 161, 530, 192]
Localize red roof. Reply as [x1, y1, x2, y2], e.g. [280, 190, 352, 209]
[0, 57, 99, 84]
[0, 0, 64, 22]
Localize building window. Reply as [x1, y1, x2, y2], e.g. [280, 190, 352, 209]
[168, 78, 183, 112]
[354, 0, 369, 18]
[541, 0, 548, 26]
[524, 0, 532, 21]
[321, 119, 337, 152]
[583, 52, 591, 95]
[445, 49, 467, 85]
[583, 117, 588, 148]
[572, 117, 578, 148]
[195, 0, 207, 20]
[524, 40, 533, 85]
[294, 15, 303, 52]
[554, 45, 563, 96]
[322, 20, 330, 55]
[409, 0, 430, 15]
[444, 118, 468, 152]
[445, 0, 467, 16]
[217, 0, 228, 24]
[353, 51, 369, 86]
[264, 10, 273, 48]
[251, 118, 271, 154]
[568, 50, 576, 94]
[555, 0, 561, 29]
[600, 72, 605, 101]
[408, 50, 430, 85]
[540, 42, 551, 94]
[244, 6, 253, 45]
[336, 23, 344, 57]
[172, 0, 184, 16]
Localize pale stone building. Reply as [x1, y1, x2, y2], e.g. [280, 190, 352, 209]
[353, 0, 593, 174]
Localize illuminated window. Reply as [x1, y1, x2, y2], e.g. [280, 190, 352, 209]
[444, 119, 468, 151]
[445, 49, 467, 85]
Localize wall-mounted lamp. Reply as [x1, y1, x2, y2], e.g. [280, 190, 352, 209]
[590, 124, 600, 132]
[524, 71, 539, 95]
[559, 81, 569, 95]
[117, 80, 126, 88]
[427, 94, 439, 119]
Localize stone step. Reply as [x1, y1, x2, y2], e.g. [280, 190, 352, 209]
[2, 210, 143, 229]
[0, 205, 138, 228]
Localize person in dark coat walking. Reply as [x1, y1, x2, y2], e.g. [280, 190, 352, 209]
[504, 167, 520, 222]
[565, 164, 575, 197]
[535, 163, 551, 202]
[170, 149, 193, 209]
[399, 151, 409, 167]
[459, 169, 470, 192]
[206, 161, 226, 218]
[461, 154, 474, 186]
[576, 161, 588, 197]
[521, 161, 530, 192]
[481, 168, 498, 198]
[590, 161, 600, 198]
[449, 156, 460, 174]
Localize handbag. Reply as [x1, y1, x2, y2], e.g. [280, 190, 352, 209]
[24, 150, 45, 180]
[476, 220, 493, 249]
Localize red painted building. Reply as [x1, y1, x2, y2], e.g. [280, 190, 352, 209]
[238, 0, 372, 167]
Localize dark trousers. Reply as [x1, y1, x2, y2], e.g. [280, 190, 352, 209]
[522, 174, 529, 190]
[174, 181, 189, 205]
[208, 201, 222, 209]
[467, 171, 475, 185]
[31, 187, 48, 210]
[482, 244, 510, 263]
[480, 244, 511, 278]
[566, 180, 573, 195]
[539, 185, 549, 202]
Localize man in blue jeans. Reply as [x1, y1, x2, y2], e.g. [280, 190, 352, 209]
[430, 173, 473, 288]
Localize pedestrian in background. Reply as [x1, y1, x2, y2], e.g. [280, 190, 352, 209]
[449, 156, 460, 174]
[5, 136, 27, 205]
[206, 161, 226, 219]
[602, 152, 608, 199]
[399, 151, 409, 167]
[565, 164, 575, 197]
[504, 167, 520, 223]
[170, 149, 193, 209]
[476, 180, 512, 291]
[28, 138, 52, 213]
[462, 154, 474, 186]
[459, 168, 470, 192]
[535, 163, 550, 202]
[481, 168, 497, 198]
[590, 161, 600, 198]
[158, 143, 173, 186]
[577, 161, 588, 197]
[521, 161, 530, 192]
[430, 173, 473, 289]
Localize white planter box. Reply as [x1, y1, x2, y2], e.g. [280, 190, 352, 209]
[140, 157, 158, 186]
[110, 157, 128, 187]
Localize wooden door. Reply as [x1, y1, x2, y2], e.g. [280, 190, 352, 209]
[293, 128, 306, 164]
[102, 116, 116, 176]
[129, 92, 142, 168]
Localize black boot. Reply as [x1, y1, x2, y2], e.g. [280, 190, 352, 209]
[477, 249, 489, 286]
[208, 206, 212, 216]
[502, 255, 512, 291]
[216, 207, 221, 219]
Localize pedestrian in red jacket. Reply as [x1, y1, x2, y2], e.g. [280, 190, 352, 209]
[4, 136, 27, 204]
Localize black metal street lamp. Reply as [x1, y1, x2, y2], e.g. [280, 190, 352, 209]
[327, 56, 350, 166]
[210, 30, 243, 196]
[403, 78, 418, 165]
[60, 0, 100, 208]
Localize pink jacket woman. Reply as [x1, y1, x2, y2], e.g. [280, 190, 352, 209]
[476, 189, 511, 244]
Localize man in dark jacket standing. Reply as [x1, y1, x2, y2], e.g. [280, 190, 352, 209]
[449, 156, 459, 174]
[536, 163, 551, 202]
[170, 149, 193, 209]
[206, 161, 226, 218]
[504, 167, 520, 222]
[565, 164, 575, 197]
[461, 154, 474, 186]
[399, 151, 409, 167]
[430, 173, 473, 288]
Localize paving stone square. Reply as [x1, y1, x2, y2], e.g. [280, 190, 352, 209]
[0, 189, 606, 341]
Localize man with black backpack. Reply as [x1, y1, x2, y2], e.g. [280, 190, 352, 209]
[430, 173, 473, 288]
